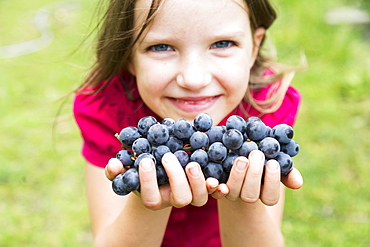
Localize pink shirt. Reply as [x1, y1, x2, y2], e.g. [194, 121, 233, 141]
[74, 72, 301, 246]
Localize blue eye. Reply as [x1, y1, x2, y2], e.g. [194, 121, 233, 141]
[211, 40, 235, 49]
[148, 44, 173, 52]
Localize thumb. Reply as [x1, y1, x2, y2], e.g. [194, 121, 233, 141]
[281, 168, 303, 190]
[105, 158, 125, 181]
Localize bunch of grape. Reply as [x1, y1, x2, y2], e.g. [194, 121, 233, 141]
[112, 113, 300, 196]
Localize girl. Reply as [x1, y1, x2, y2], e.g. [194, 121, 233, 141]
[74, 0, 304, 246]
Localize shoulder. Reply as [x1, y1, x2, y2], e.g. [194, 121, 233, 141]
[73, 74, 157, 167]
[74, 75, 127, 119]
[271, 85, 301, 126]
[247, 85, 301, 127]
[73, 74, 154, 128]
[263, 86, 301, 127]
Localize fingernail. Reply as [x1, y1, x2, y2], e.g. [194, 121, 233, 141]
[267, 160, 279, 171]
[217, 189, 226, 197]
[162, 152, 173, 163]
[250, 150, 264, 162]
[236, 159, 247, 172]
[140, 158, 153, 172]
[189, 165, 200, 177]
[208, 178, 218, 188]
[108, 158, 120, 167]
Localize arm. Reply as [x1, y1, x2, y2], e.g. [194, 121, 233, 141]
[86, 162, 171, 247]
[86, 153, 213, 247]
[218, 186, 285, 247]
[216, 150, 302, 247]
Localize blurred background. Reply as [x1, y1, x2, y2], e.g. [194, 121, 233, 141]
[0, 0, 369, 246]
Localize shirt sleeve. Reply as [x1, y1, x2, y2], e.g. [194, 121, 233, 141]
[73, 89, 123, 168]
[73, 79, 132, 167]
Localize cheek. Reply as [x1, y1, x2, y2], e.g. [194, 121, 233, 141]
[136, 77, 163, 101]
[220, 65, 250, 99]
[135, 58, 172, 89]
[135, 67, 169, 106]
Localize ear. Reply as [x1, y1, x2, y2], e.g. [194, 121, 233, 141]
[251, 27, 266, 65]
[127, 62, 137, 76]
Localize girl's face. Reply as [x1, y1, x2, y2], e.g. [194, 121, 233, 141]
[129, 0, 264, 124]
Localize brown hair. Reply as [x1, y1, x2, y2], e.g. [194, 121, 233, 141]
[78, 0, 295, 114]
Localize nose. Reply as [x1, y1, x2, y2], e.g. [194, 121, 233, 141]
[176, 53, 212, 91]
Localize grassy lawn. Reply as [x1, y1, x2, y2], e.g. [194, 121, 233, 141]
[1, 0, 369, 246]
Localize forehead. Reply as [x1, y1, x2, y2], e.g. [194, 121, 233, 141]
[135, 0, 247, 9]
[134, 0, 250, 35]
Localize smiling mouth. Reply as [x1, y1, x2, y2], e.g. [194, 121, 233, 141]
[167, 95, 221, 113]
[174, 96, 219, 105]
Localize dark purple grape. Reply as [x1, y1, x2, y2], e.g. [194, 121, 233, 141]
[147, 124, 170, 146]
[237, 140, 258, 157]
[246, 118, 269, 141]
[265, 126, 273, 137]
[245, 116, 261, 126]
[173, 118, 195, 140]
[174, 150, 190, 168]
[161, 118, 175, 135]
[134, 153, 156, 169]
[207, 126, 226, 144]
[116, 150, 134, 168]
[156, 164, 169, 185]
[274, 152, 293, 175]
[132, 138, 152, 155]
[190, 149, 209, 168]
[243, 132, 249, 141]
[203, 162, 223, 180]
[121, 168, 140, 191]
[219, 170, 230, 183]
[226, 115, 247, 133]
[118, 126, 141, 147]
[272, 124, 294, 144]
[280, 140, 300, 157]
[193, 113, 213, 132]
[137, 116, 158, 137]
[222, 152, 238, 173]
[222, 129, 244, 150]
[152, 145, 171, 164]
[165, 136, 184, 152]
[189, 131, 209, 149]
[208, 142, 228, 163]
[259, 137, 280, 159]
[112, 173, 131, 196]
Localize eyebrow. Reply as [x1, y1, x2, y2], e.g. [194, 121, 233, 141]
[211, 30, 247, 40]
[141, 29, 247, 44]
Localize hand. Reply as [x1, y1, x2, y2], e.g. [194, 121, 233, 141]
[211, 150, 303, 206]
[105, 153, 212, 210]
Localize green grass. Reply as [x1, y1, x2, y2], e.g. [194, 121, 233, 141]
[1, 0, 369, 246]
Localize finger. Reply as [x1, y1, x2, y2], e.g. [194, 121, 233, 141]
[240, 150, 265, 203]
[206, 177, 219, 194]
[281, 167, 303, 189]
[105, 158, 125, 181]
[138, 158, 163, 210]
[211, 183, 229, 199]
[260, 160, 281, 206]
[185, 162, 208, 206]
[226, 156, 249, 201]
[162, 153, 192, 208]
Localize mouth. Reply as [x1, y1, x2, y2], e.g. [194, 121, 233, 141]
[175, 96, 218, 104]
[167, 95, 221, 113]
